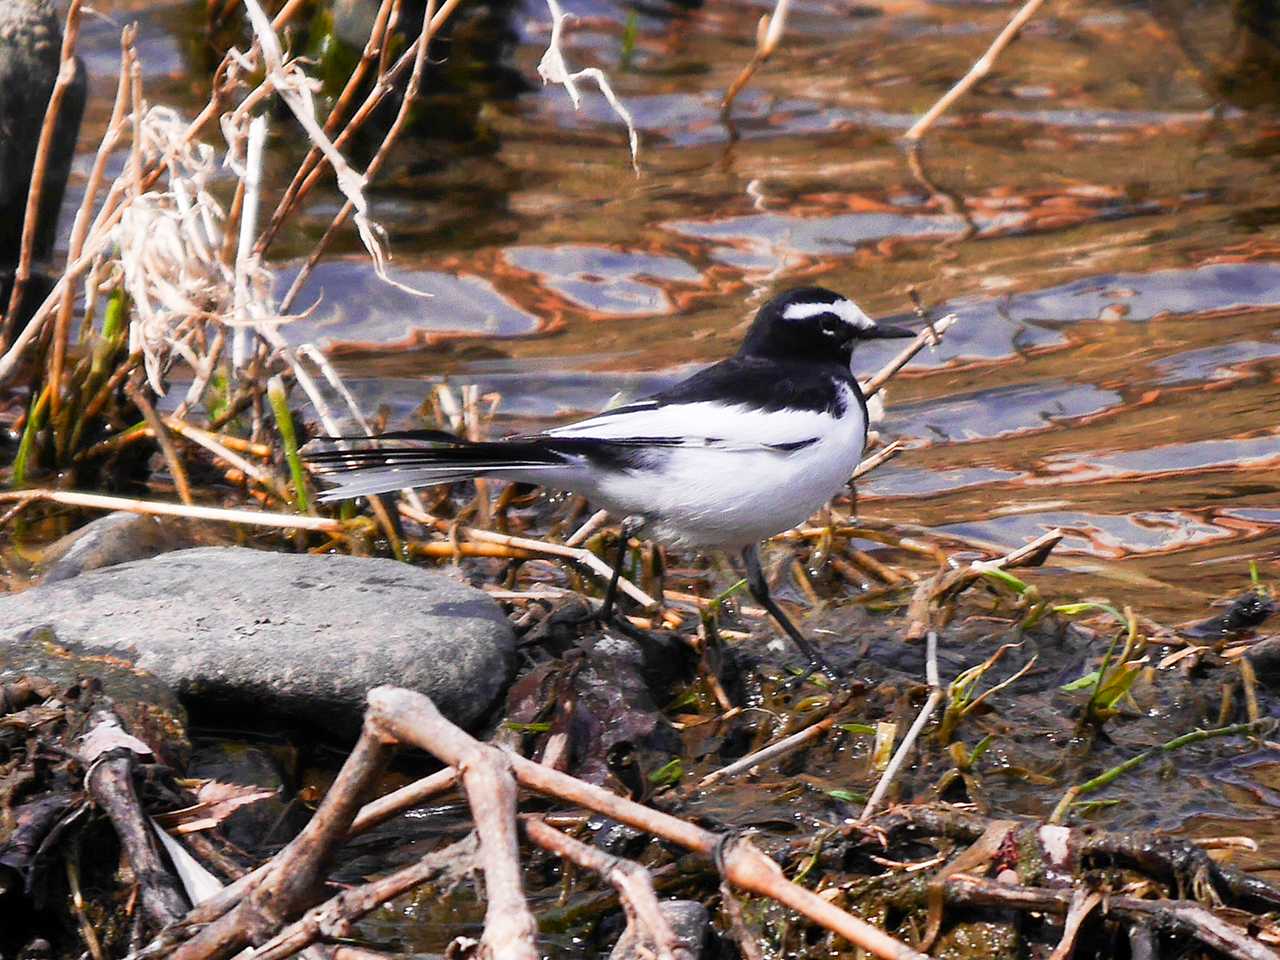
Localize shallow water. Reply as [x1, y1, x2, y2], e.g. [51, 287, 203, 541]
[60, 0, 1280, 949]
[75, 0, 1280, 626]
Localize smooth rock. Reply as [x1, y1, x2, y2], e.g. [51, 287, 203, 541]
[39, 511, 207, 583]
[608, 900, 709, 959]
[0, 547, 518, 737]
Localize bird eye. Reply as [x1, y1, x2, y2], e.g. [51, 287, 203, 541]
[819, 315, 844, 337]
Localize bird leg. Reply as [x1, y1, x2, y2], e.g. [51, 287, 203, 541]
[598, 515, 651, 640]
[742, 542, 838, 677]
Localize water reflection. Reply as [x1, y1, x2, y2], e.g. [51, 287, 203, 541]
[504, 245, 699, 314]
[80, 0, 1280, 642]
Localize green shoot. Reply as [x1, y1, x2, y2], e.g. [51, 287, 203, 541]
[12, 387, 51, 488]
[838, 722, 876, 736]
[936, 643, 1037, 744]
[648, 758, 683, 787]
[267, 375, 310, 513]
[620, 11, 639, 69]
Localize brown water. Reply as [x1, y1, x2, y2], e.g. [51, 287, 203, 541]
[74, 0, 1280, 625]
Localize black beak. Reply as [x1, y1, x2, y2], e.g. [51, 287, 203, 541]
[861, 323, 917, 340]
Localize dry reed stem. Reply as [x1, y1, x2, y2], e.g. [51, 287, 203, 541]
[861, 313, 957, 399]
[255, 0, 398, 256]
[0, 0, 84, 346]
[276, 0, 444, 313]
[400, 503, 658, 608]
[162, 416, 291, 502]
[565, 508, 611, 547]
[850, 439, 904, 481]
[699, 704, 850, 786]
[859, 630, 942, 821]
[720, 0, 791, 116]
[50, 26, 134, 421]
[903, 0, 1050, 143]
[0, 489, 342, 533]
[127, 381, 194, 505]
[522, 816, 692, 960]
[538, 0, 640, 172]
[367, 687, 927, 960]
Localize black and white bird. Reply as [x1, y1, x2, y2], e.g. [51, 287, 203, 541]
[305, 287, 915, 671]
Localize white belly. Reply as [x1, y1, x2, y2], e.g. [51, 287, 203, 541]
[583, 408, 867, 549]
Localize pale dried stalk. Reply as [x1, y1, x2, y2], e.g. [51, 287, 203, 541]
[699, 707, 848, 786]
[254, 0, 397, 255]
[538, 0, 640, 171]
[162, 416, 290, 500]
[50, 25, 134, 417]
[238, 0, 417, 304]
[859, 631, 941, 821]
[903, 0, 1050, 142]
[721, 0, 791, 116]
[276, 0, 440, 313]
[400, 503, 658, 608]
[230, 114, 267, 370]
[861, 313, 957, 399]
[1, 0, 84, 343]
[0, 489, 341, 533]
[850, 440, 903, 481]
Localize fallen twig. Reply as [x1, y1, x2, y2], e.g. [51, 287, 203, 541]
[860, 631, 942, 820]
[81, 708, 190, 931]
[945, 875, 1278, 960]
[247, 835, 479, 960]
[699, 700, 853, 787]
[902, 0, 1050, 143]
[861, 314, 958, 399]
[523, 816, 693, 960]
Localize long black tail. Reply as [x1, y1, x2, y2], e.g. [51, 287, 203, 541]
[303, 429, 575, 501]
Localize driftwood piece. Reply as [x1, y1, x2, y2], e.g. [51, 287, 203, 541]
[523, 816, 693, 960]
[248, 834, 479, 960]
[945, 875, 1279, 960]
[80, 709, 189, 931]
[365, 686, 927, 960]
[167, 720, 393, 960]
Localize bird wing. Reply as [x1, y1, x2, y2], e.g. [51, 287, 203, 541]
[539, 398, 827, 453]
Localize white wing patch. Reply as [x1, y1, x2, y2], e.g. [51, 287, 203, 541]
[782, 298, 874, 330]
[544, 399, 836, 451]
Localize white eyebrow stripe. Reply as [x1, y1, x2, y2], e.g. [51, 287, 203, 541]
[782, 298, 875, 329]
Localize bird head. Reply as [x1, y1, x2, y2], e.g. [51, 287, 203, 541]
[740, 287, 916, 364]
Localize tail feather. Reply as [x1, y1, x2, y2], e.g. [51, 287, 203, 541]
[303, 433, 574, 502]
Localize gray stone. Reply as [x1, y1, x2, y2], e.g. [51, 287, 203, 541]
[0, 547, 518, 737]
[608, 900, 709, 959]
[39, 511, 207, 583]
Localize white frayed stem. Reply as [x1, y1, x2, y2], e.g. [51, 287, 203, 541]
[232, 114, 268, 372]
[537, 0, 640, 173]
